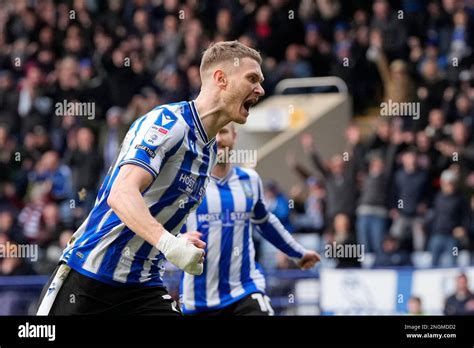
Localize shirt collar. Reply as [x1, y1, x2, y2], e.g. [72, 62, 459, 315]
[189, 100, 210, 144]
[211, 165, 234, 185]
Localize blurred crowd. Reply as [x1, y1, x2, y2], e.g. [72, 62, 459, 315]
[261, 0, 474, 269]
[0, 0, 473, 281]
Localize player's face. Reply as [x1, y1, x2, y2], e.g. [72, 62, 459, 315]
[224, 57, 265, 124]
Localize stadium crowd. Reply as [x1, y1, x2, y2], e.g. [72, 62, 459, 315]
[0, 0, 473, 288]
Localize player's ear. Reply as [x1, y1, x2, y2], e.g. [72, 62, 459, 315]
[213, 69, 227, 89]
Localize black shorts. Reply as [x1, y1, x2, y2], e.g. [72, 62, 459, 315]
[190, 292, 274, 316]
[38, 264, 181, 316]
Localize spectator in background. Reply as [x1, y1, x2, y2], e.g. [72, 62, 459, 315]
[264, 180, 292, 232]
[49, 56, 82, 108]
[99, 106, 128, 173]
[42, 229, 74, 276]
[17, 63, 52, 136]
[300, 23, 331, 78]
[0, 125, 18, 184]
[64, 127, 102, 213]
[415, 130, 443, 182]
[251, 4, 276, 57]
[324, 213, 361, 268]
[444, 274, 474, 315]
[104, 47, 145, 107]
[447, 9, 472, 68]
[373, 235, 412, 267]
[408, 296, 423, 315]
[391, 147, 429, 252]
[356, 147, 397, 256]
[295, 132, 358, 224]
[352, 23, 377, 113]
[0, 207, 24, 244]
[416, 59, 447, 130]
[122, 86, 161, 126]
[425, 108, 450, 143]
[156, 66, 188, 103]
[0, 234, 34, 315]
[50, 114, 79, 155]
[28, 150, 72, 203]
[365, 119, 392, 157]
[0, 71, 19, 135]
[330, 24, 357, 94]
[186, 65, 202, 101]
[469, 195, 474, 255]
[428, 170, 469, 267]
[452, 93, 474, 129]
[436, 122, 474, 179]
[39, 202, 65, 246]
[370, 0, 407, 59]
[152, 14, 181, 73]
[268, 44, 313, 92]
[0, 242, 35, 276]
[17, 183, 49, 245]
[289, 176, 325, 234]
[215, 8, 235, 41]
[287, 183, 309, 229]
[367, 27, 415, 129]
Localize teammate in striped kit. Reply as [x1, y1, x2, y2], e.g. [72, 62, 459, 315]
[180, 123, 320, 315]
[37, 41, 265, 315]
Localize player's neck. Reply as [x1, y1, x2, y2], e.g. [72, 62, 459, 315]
[194, 93, 231, 140]
[212, 163, 232, 179]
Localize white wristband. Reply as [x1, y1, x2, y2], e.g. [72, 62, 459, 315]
[156, 230, 204, 275]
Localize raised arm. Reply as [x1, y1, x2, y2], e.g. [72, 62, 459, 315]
[367, 29, 392, 86]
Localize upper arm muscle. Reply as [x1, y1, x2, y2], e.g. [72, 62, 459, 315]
[115, 164, 154, 193]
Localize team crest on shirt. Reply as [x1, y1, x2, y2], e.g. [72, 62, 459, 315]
[157, 109, 178, 129]
[144, 109, 178, 146]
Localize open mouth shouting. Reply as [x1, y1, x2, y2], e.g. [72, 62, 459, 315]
[241, 97, 258, 117]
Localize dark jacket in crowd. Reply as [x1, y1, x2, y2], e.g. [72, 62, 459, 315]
[358, 145, 398, 208]
[444, 292, 474, 315]
[310, 150, 358, 221]
[64, 149, 102, 192]
[393, 169, 429, 216]
[432, 191, 469, 236]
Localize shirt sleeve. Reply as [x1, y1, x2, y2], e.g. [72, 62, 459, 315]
[118, 107, 183, 179]
[251, 173, 306, 258]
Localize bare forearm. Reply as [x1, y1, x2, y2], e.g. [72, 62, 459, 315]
[108, 186, 164, 246]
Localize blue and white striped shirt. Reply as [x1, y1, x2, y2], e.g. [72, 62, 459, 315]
[180, 166, 306, 313]
[61, 101, 217, 287]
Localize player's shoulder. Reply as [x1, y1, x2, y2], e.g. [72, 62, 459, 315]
[140, 101, 191, 137]
[148, 101, 189, 127]
[234, 166, 261, 182]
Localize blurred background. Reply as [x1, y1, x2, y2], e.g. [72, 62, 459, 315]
[0, 0, 474, 315]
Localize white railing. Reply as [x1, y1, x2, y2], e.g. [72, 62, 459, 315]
[274, 76, 348, 95]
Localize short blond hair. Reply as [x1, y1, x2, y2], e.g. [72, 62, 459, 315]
[200, 41, 262, 75]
